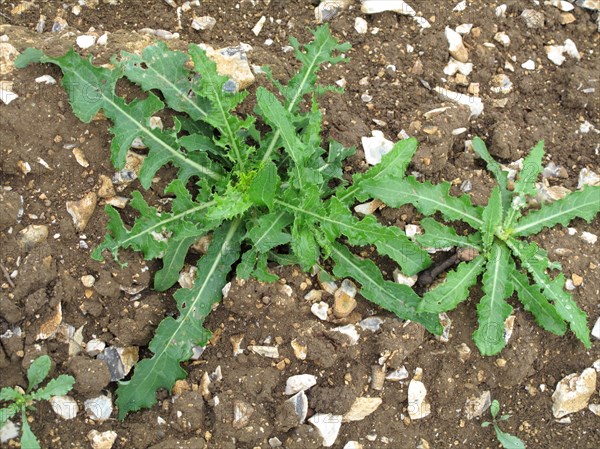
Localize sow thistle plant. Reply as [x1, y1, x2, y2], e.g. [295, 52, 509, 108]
[15, 25, 598, 419]
[16, 26, 441, 418]
[363, 137, 599, 355]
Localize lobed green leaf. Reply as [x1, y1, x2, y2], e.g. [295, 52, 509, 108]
[364, 176, 484, 229]
[337, 138, 418, 205]
[508, 239, 590, 348]
[26, 356, 51, 393]
[116, 219, 243, 418]
[481, 186, 503, 248]
[471, 137, 511, 211]
[416, 217, 482, 250]
[120, 42, 211, 121]
[20, 410, 41, 449]
[188, 45, 254, 170]
[32, 375, 75, 401]
[325, 197, 431, 275]
[330, 244, 442, 335]
[419, 256, 485, 313]
[494, 425, 526, 449]
[0, 404, 19, 428]
[512, 186, 600, 236]
[510, 270, 566, 336]
[473, 243, 514, 355]
[248, 161, 280, 210]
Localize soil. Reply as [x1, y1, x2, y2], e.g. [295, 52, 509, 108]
[1, 1, 599, 448]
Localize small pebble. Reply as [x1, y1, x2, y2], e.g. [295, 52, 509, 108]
[81, 275, 95, 288]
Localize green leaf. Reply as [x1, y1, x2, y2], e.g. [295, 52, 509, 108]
[116, 219, 243, 419]
[508, 239, 590, 348]
[473, 244, 514, 355]
[471, 137, 511, 210]
[0, 387, 20, 402]
[416, 217, 482, 249]
[330, 243, 442, 335]
[252, 253, 279, 283]
[106, 94, 163, 169]
[206, 185, 253, 222]
[92, 190, 214, 264]
[504, 141, 546, 229]
[188, 45, 253, 170]
[481, 421, 491, 428]
[490, 399, 500, 418]
[419, 256, 485, 313]
[275, 24, 350, 113]
[154, 236, 198, 292]
[318, 140, 356, 186]
[494, 425, 526, 449]
[249, 162, 280, 209]
[120, 42, 211, 120]
[482, 186, 503, 247]
[21, 49, 120, 122]
[32, 375, 75, 401]
[20, 410, 41, 449]
[0, 404, 19, 427]
[337, 138, 418, 204]
[238, 212, 293, 280]
[363, 177, 484, 229]
[511, 271, 566, 336]
[26, 356, 51, 393]
[246, 212, 293, 253]
[18, 48, 222, 186]
[292, 222, 320, 271]
[14, 47, 44, 68]
[325, 197, 431, 275]
[256, 87, 313, 189]
[514, 141, 544, 199]
[512, 186, 600, 236]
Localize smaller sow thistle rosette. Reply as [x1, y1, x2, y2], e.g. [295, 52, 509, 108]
[363, 137, 599, 355]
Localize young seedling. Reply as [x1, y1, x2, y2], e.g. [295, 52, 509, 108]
[15, 26, 440, 418]
[0, 355, 75, 449]
[362, 137, 599, 355]
[482, 399, 526, 449]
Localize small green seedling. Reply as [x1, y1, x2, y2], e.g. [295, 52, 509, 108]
[364, 137, 599, 355]
[0, 355, 75, 449]
[482, 399, 526, 449]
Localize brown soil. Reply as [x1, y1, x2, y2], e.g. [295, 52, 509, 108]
[1, 1, 599, 448]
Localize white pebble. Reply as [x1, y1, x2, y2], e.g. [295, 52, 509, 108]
[521, 59, 536, 70]
[354, 17, 368, 34]
[87, 430, 117, 449]
[404, 224, 422, 238]
[591, 317, 600, 340]
[494, 32, 511, 47]
[35, 75, 57, 84]
[455, 23, 473, 35]
[50, 395, 78, 420]
[252, 15, 266, 36]
[84, 395, 113, 422]
[580, 231, 598, 245]
[309, 413, 342, 447]
[362, 130, 394, 165]
[311, 301, 329, 321]
[285, 374, 317, 395]
[453, 1, 467, 12]
[76, 35, 96, 49]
